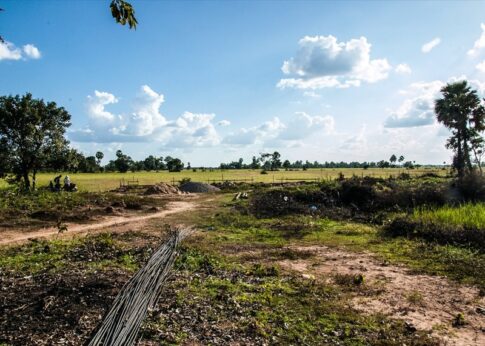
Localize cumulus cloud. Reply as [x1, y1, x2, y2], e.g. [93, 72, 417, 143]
[277, 35, 391, 90]
[395, 63, 412, 74]
[476, 60, 485, 73]
[87, 90, 119, 123]
[223, 112, 335, 147]
[218, 120, 231, 126]
[164, 112, 220, 148]
[421, 38, 441, 53]
[71, 86, 221, 149]
[278, 112, 334, 140]
[384, 81, 444, 128]
[22, 44, 41, 59]
[468, 23, 485, 56]
[123, 85, 167, 136]
[0, 41, 41, 61]
[223, 117, 285, 146]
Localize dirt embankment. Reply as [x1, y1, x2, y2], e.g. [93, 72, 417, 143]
[276, 245, 485, 346]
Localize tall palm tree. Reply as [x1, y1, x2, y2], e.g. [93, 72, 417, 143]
[435, 81, 485, 177]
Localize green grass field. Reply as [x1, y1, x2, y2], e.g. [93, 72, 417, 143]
[0, 167, 446, 192]
[413, 203, 485, 229]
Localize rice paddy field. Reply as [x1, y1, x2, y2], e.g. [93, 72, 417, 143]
[0, 167, 447, 192]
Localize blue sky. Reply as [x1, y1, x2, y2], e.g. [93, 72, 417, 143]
[2, 0, 485, 166]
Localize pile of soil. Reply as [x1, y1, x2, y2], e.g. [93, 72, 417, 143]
[144, 183, 181, 195]
[179, 182, 220, 193]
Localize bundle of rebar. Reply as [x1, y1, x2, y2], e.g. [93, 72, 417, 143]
[88, 227, 192, 346]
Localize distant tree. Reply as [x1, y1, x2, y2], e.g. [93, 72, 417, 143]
[403, 161, 414, 169]
[114, 150, 133, 173]
[0, 93, 71, 190]
[187, 162, 191, 170]
[95, 151, 104, 166]
[271, 151, 282, 170]
[389, 154, 397, 166]
[283, 160, 291, 170]
[377, 160, 390, 169]
[435, 81, 485, 177]
[166, 157, 184, 172]
[144, 155, 157, 171]
[398, 155, 405, 164]
[260, 152, 282, 171]
[250, 156, 261, 169]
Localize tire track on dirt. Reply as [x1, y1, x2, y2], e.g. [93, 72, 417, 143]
[0, 200, 195, 246]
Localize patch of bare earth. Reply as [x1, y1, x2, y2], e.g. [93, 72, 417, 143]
[274, 245, 485, 346]
[0, 200, 196, 246]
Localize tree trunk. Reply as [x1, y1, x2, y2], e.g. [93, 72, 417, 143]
[457, 131, 464, 178]
[23, 171, 31, 191]
[32, 169, 37, 191]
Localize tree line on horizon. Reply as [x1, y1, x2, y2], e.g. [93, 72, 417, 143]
[1, 80, 484, 190]
[219, 152, 416, 171]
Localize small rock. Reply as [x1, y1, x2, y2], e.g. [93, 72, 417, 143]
[105, 206, 114, 213]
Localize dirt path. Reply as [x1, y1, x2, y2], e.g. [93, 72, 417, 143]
[276, 245, 485, 346]
[0, 200, 195, 246]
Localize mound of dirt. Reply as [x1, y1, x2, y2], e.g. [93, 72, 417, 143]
[179, 182, 220, 193]
[144, 183, 181, 195]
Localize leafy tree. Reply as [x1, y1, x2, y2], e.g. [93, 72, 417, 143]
[95, 151, 104, 166]
[250, 156, 260, 169]
[110, 0, 138, 29]
[398, 155, 405, 164]
[166, 157, 184, 172]
[435, 81, 485, 177]
[377, 160, 390, 168]
[389, 154, 397, 165]
[0, 93, 71, 190]
[283, 160, 291, 170]
[143, 155, 157, 171]
[260, 152, 282, 171]
[114, 150, 133, 173]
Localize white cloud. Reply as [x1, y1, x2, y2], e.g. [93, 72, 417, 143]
[340, 125, 367, 152]
[164, 112, 220, 148]
[303, 91, 321, 98]
[278, 35, 391, 90]
[123, 85, 167, 136]
[278, 112, 334, 140]
[0, 41, 41, 61]
[87, 90, 119, 122]
[223, 117, 285, 146]
[22, 44, 41, 59]
[72, 86, 221, 149]
[218, 120, 231, 126]
[476, 60, 485, 73]
[395, 63, 412, 74]
[421, 38, 441, 53]
[0, 41, 22, 60]
[468, 23, 485, 56]
[384, 81, 444, 128]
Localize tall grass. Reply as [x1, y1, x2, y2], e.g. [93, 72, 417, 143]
[413, 203, 485, 229]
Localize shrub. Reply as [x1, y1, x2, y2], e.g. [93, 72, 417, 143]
[456, 171, 485, 201]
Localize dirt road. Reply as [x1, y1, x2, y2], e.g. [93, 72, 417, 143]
[0, 200, 196, 246]
[277, 245, 485, 346]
